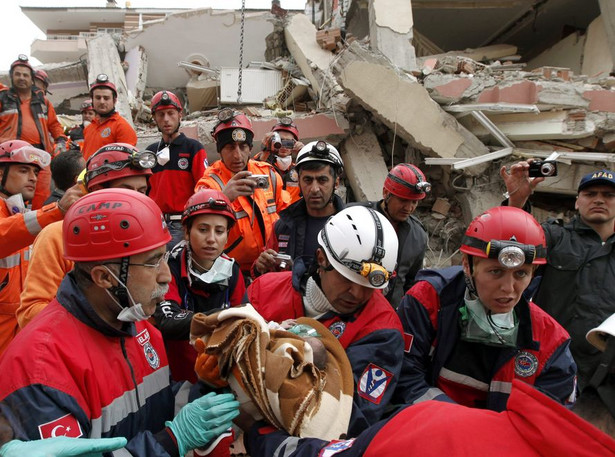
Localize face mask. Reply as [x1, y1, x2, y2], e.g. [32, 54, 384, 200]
[459, 290, 518, 347]
[5, 193, 26, 214]
[157, 146, 170, 166]
[103, 266, 156, 322]
[83, 120, 91, 128]
[189, 254, 234, 285]
[275, 155, 293, 171]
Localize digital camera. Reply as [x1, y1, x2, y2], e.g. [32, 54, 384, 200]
[528, 160, 557, 178]
[274, 253, 292, 270]
[250, 174, 270, 189]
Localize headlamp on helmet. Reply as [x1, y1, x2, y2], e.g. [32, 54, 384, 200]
[96, 73, 109, 83]
[17, 54, 28, 63]
[85, 145, 156, 185]
[486, 240, 536, 268]
[183, 197, 231, 220]
[218, 108, 236, 123]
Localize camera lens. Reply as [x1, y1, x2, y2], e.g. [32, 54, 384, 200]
[541, 163, 555, 176]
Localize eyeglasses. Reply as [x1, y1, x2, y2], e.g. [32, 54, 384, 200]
[105, 251, 171, 270]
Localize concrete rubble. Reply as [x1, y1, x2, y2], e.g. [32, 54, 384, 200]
[22, 1, 615, 267]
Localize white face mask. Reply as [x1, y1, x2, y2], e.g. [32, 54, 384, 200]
[83, 120, 91, 128]
[157, 146, 170, 166]
[5, 193, 26, 214]
[275, 155, 293, 171]
[189, 254, 234, 285]
[103, 266, 167, 322]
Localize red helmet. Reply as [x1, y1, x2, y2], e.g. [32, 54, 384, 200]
[272, 117, 299, 140]
[10, 54, 34, 77]
[90, 73, 117, 97]
[151, 90, 182, 113]
[211, 108, 254, 152]
[182, 189, 236, 228]
[63, 188, 171, 262]
[81, 99, 93, 112]
[460, 206, 547, 266]
[34, 70, 50, 87]
[85, 143, 154, 192]
[0, 140, 50, 170]
[384, 163, 430, 201]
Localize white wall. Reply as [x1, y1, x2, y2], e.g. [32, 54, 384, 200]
[126, 8, 274, 88]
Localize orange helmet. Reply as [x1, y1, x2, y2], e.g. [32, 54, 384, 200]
[460, 206, 547, 267]
[9, 54, 34, 78]
[272, 117, 299, 140]
[85, 143, 154, 192]
[0, 140, 50, 170]
[81, 99, 93, 112]
[63, 188, 171, 262]
[90, 73, 117, 97]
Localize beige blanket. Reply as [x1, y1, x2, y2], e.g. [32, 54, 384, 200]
[190, 304, 354, 440]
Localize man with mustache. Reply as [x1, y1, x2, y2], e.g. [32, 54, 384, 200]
[248, 206, 404, 437]
[502, 163, 615, 391]
[0, 189, 240, 456]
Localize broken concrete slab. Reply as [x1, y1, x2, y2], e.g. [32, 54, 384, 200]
[417, 44, 518, 66]
[332, 42, 490, 166]
[340, 127, 389, 203]
[87, 34, 134, 127]
[125, 45, 148, 102]
[596, 3, 615, 74]
[368, 0, 417, 72]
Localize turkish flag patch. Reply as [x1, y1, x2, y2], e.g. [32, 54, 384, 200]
[403, 332, 414, 353]
[38, 413, 83, 439]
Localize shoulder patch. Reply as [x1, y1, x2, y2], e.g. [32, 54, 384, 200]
[358, 363, 393, 404]
[38, 413, 83, 439]
[515, 351, 539, 377]
[318, 439, 356, 457]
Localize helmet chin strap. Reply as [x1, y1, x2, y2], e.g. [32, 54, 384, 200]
[463, 256, 478, 298]
[106, 257, 132, 309]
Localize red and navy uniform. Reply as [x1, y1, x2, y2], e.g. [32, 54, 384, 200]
[393, 266, 577, 411]
[146, 133, 208, 215]
[247, 266, 404, 437]
[0, 272, 183, 456]
[244, 380, 615, 457]
[154, 242, 246, 383]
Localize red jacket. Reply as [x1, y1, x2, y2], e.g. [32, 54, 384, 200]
[248, 270, 404, 436]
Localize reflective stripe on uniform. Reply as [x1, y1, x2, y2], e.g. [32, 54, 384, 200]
[209, 174, 225, 190]
[89, 366, 170, 436]
[439, 367, 489, 391]
[490, 380, 513, 395]
[235, 210, 248, 219]
[273, 437, 301, 457]
[23, 210, 42, 236]
[414, 386, 448, 404]
[266, 205, 277, 214]
[0, 253, 21, 268]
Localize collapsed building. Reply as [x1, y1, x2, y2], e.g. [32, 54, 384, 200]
[8, 0, 615, 267]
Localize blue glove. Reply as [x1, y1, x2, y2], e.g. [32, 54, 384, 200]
[166, 392, 239, 456]
[0, 436, 128, 457]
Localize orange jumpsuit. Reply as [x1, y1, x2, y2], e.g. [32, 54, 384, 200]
[82, 112, 137, 160]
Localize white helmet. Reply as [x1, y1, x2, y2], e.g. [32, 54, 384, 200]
[317, 206, 398, 289]
[296, 140, 344, 172]
[587, 313, 615, 352]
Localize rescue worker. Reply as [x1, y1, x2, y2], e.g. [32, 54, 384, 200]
[254, 117, 304, 204]
[502, 163, 615, 391]
[17, 143, 155, 329]
[0, 189, 240, 456]
[155, 189, 247, 383]
[248, 206, 403, 436]
[393, 206, 576, 411]
[195, 109, 288, 276]
[146, 90, 208, 248]
[252, 140, 345, 277]
[354, 163, 428, 308]
[0, 140, 81, 354]
[43, 149, 85, 205]
[0, 55, 68, 208]
[67, 99, 95, 148]
[33, 70, 51, 95]
[82, 74, 137, 160]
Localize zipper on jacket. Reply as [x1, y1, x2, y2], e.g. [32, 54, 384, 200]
[120, 336, 142, 409]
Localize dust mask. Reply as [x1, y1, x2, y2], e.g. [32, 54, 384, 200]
[275, 155, 293, 171]
[103, 266, 160, 322]
[157, 146, 170, 166]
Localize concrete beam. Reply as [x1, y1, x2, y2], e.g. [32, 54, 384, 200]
[332, 42, 490, 163]
[599, 1, 615, 73]
[582, 15, 614, 78]
[340, 127, 388, 202]
[368, 0, 417, 72]
[87, 34, 134, 128]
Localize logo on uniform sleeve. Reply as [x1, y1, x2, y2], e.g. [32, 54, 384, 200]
[137, 328, 160, 369]
[514, 351, 539, 377]
[38, 413, 83, 439]
[403, 332, 414, 353]
[178, 158, 189, 169]
[328, 321, 346, 339]
[358, 364, 393, 404]
[318, 439, 356, 457]
[101, 127, 111, 138]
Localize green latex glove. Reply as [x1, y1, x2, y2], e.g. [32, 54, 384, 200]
[166, 392, 239, 456]
[0, 436, 128, 457]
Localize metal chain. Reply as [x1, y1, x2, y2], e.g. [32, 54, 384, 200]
[237, 0, 246, 103]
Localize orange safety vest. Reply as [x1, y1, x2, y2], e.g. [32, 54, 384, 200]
[0, 199, 64, 355]
[82, 112, 137, 160]
[195, 159, 287, 272]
